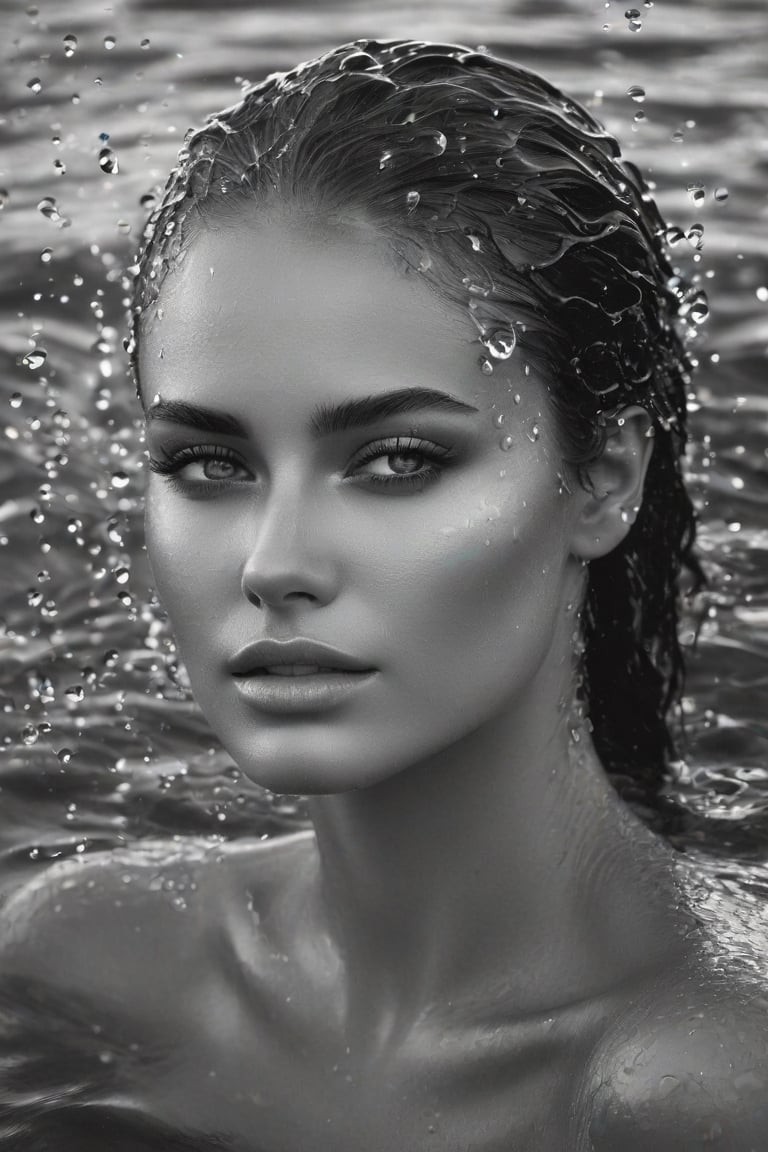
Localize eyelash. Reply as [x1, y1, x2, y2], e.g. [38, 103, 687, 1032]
[146, 437, 457, 495]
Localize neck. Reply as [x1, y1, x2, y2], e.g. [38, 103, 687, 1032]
[306, 659, 690, 1053]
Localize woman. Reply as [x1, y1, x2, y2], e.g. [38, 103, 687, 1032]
[2, 37, 767, 1151]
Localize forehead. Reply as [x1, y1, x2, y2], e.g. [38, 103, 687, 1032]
[138, 218, 497, 411]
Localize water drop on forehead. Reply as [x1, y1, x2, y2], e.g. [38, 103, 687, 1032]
[482, 329, 516, 360]
[499, 435, 514, 451]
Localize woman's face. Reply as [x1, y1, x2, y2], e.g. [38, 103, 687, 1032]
[141, 215, 589, 794]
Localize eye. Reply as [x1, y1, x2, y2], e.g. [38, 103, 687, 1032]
[146, 444, 250, 492]
[346, 436, 457, 492]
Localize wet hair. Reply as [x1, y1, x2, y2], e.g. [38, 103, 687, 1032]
[128, 38, 706, 817]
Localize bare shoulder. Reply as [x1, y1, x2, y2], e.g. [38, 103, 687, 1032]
[0, 831, 313, 1016]
[585, 970, 768, 1151]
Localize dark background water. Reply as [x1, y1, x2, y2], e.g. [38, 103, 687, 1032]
[1, 0, 768, 894]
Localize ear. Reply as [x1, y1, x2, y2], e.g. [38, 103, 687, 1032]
[569, 405, 655, 561]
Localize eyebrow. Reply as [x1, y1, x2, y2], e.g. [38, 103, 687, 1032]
[145, 387, 479, 438]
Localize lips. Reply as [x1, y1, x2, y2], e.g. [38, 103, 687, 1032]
[227, 638, 374, 677]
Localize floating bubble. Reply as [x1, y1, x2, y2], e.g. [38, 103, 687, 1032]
[104, 35, 116, 50]
[627, 85, 645, 102]
[63, 34, 78, 56]
[27, 78, 42, 94]
[686, 223, 704, 249]
[37, 196, 61, 222]
[714, 187, 729, 202]
[22, 348, 47, 370]
[99, 147, 119, 174]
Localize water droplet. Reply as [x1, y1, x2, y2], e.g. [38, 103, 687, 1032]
[526, 422, 541, 442]
[714, 187, 729, 202]
[22, 725, 39, 746]
[499, 435, 514, 451]
[117, 219, 131, 234]
[22, 348, 47, 370]
[53, 158, 66, 174]
[140, 38, 151, 49]
[482, 329, 517, 360]
[140, 192, 156, 210]
[465, 231, 482, 252]
[63, 33, 78, 56]
[627, 85, 645, 102]
[687, 183, 706, 205]
[65, 685, 84, 702]
[493, 413, 505, 427]
[57, 748, 73, 763]
[103, 650, 119, 667]
[0, 189, 8, 209]
[99, 147, 119, 174]
[27, 77, 42, 94]
[686, 223, 704, 249]
[111, 471, 129, 489]
[689, 295, 709, 325]
[627, 19, 642, 31]
[37, 196, 61, 223]
[40, 247, 53, 263]
[478, 356, 494, 375]
[756, 286, 768, 303]
[10, 393, 22, 408]
[405, 190, 420, 212]
[114, 567, 130, 585]
[633, 110, 646, 123]
[104, 35, 116, 50]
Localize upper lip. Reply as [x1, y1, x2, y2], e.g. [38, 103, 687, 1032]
[228, 638, 375, 675]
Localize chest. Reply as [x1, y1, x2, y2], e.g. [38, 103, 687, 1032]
[131, 994, 601, 1152]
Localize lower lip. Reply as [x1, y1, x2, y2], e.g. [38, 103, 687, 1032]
[232, 671, 377, 714]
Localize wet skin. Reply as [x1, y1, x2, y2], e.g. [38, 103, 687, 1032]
[3, 213, 768, 1150]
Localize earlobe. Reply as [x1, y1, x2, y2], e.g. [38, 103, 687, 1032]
[569, 405, 655, 561]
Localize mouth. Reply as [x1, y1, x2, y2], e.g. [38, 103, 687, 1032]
[232, 666, 377, 713]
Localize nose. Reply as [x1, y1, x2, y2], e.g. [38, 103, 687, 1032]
[240, 486, 338, 610]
